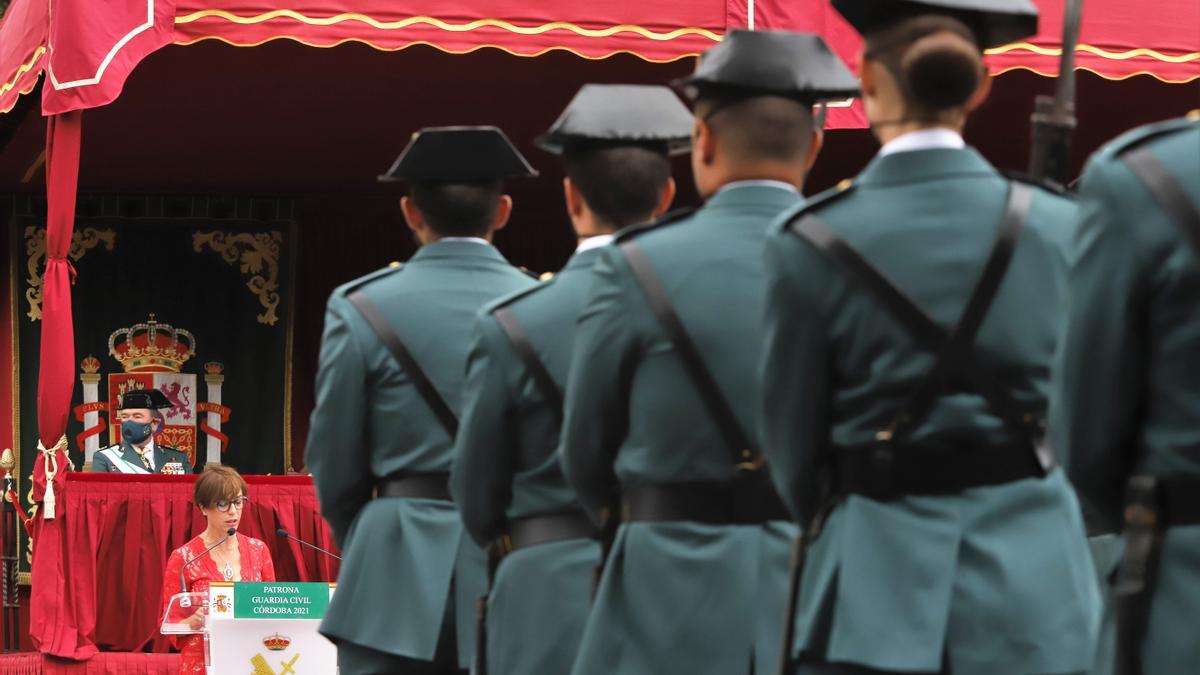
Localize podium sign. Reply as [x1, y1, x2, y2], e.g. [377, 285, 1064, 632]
[208, 582, 337, 674]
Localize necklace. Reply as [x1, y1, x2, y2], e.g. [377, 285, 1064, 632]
[205, 537, 237, 582]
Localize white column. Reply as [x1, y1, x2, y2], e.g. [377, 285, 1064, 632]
[205, 365, 225, 466]
[80, 371, 101, 466]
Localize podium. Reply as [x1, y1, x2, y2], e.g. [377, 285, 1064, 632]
[162, 582, 338, 674]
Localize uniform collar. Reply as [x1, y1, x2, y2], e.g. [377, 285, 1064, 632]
[575, 233, 614, 254]
[877, 128, 965, 157]
[410, 238, 508, 264]
[856, 146, 998, 188]
[704, 180, 803, 213]
[434, 236, 490, 246]
[714, 179, 800, 196]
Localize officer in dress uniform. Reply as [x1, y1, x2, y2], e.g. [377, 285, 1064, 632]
[91, 388, 192, 474]
[758, 2, 1101, 673]
[1053, 112, 1200, 675]
[559, 31, 858, 675]
[305, 127, 538, 675]
[450, 84, 692, 675]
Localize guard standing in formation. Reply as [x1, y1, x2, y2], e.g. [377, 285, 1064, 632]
[1054, 112, 1200, 675]
[451, 83, 692, 675]
[758, 1, 1100, 673]
[559, 31, 859, 675]
[92, 388, 193, 474]
[306, 127, 538, 675]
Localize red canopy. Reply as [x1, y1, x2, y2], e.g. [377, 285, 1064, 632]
[3, 0, 1198, 119]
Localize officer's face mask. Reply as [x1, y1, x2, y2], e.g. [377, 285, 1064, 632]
[121, 419, 156, 444]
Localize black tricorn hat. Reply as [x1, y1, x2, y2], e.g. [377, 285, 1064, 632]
[118, 388, 172, 410]
[832, 0, 1039, 48]
[674, 30, 860, 104]
[536, 84, 694, 156]
[378, 126, 538, 183]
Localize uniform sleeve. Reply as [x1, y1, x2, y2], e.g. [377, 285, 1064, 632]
[560, 247, 641, 524]
[451, 314, 519, 547]
[758, 227, 834, 525]
[181, 453, 194, 475]
[90, 452, 110, 472]
[305, 293, 373, 548]
[1052, 159, 1145, 531]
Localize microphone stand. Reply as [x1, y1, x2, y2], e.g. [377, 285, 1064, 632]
[276, 528, 342, 561]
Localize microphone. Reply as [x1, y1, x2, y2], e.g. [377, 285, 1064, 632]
[276, 528, 342, 561]
[180, 527, 236, 593]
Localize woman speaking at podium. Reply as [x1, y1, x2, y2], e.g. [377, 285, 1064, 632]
[161, 465, 276, 673]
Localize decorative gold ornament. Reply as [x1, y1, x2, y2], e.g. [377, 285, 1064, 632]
[193, 231, 284, 326]
[108, 314, 196, 373]
[24, 227, 116, 321]
[80, 355, 101, 374]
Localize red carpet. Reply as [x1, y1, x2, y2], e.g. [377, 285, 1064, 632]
[0, 652, 179, 674]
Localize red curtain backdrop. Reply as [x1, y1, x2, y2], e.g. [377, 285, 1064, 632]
[28, 110, 83, 659]
[33, 474, 338, 658]
[0, 652, 181, 674]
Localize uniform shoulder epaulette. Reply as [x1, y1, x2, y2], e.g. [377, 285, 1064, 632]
[612, 207, 698, 243]
[1109, 115, 1197, 159]
[777, 179, 857, 231]
[485, 281, 549, 315]
[337, 262, 403, 296]
[1000, 170, 1069, 196]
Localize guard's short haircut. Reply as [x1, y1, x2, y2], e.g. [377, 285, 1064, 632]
[696, 94, 815, 164]
[409, 180, 504, 238]
[563, 141, 671, 230]
[193, 464, 248, 508]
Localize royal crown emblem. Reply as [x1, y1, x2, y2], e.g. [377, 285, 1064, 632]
[262, 633, 291, 651]
[108, 314, 196, 373]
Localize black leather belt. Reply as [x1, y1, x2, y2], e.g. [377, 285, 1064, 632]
[835, 440, 1048, 500]
[503, 511, 597, 552]
[377, 472, 452, 501]
[622, 478, 791, 525]
[1155, 476, 1200, 526]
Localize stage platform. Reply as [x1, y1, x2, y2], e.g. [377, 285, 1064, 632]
[0, 652, 179, 673]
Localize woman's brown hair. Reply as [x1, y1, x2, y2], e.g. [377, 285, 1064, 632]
[194, 464, 248, 508]
[864, 14, 983, 119]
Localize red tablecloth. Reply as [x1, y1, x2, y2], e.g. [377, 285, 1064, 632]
[0, 652, 180, 674]
[34, 473, 338, 657]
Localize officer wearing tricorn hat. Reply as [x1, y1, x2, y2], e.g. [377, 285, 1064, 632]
[306, 126, 538, 675]
[451, 83, 692, 675]
[559, 29, 858, 675]
[91, 388, 193, 474]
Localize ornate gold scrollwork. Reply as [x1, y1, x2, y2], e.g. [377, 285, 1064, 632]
[24, 227, 116, 321]
[193, 231, 284, 326]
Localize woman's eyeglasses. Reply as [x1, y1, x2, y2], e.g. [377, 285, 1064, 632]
[214, 497, 249, 512]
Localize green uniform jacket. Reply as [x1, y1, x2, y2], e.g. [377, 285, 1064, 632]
[90, 441, 193, 474]
[759, 148, 1100, 674]
[306, 240, 536, 667]
[451, 246, 606, 675]
[561, 184, 802, 675]
[1052, 116, 1200, 675]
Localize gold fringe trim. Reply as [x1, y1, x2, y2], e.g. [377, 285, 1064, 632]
[172, 34, 698, 64]
[0, 46, 45, 97]
[988, 41, 1200, 64]
[174, 10, 722, 42]
[990, 63, 1199, 84]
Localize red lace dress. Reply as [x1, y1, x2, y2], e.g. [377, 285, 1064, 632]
[161, 534, 276, 673]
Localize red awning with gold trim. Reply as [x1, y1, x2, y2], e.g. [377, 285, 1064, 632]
[2, 0, 1198, 120]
